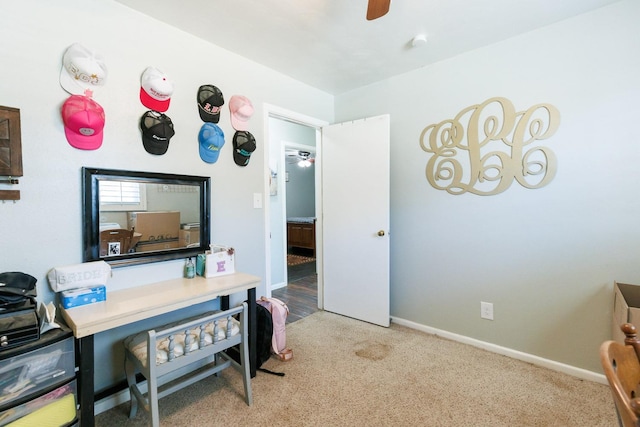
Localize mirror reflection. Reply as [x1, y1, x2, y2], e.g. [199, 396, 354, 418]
[98, 181, 200, 256]
[82, 167, 210, 267]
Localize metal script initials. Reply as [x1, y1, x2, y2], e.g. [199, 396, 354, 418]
[419, 97, 560, 196]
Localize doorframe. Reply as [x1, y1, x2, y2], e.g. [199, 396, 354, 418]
[262, 103, 328, 309]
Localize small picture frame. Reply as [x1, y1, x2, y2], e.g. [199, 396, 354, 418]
[108, 242, 121, 256]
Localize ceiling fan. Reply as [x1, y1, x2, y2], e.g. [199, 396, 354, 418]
[286, 150, 315, 167]
[366, 0, 391, 20]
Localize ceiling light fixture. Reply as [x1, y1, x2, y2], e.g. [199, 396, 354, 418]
[298, 159, 312, 168]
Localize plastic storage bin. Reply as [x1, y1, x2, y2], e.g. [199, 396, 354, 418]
[0, 329, 76, 426]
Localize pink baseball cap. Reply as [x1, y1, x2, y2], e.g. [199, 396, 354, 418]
[140, 67, 173, 112]
[61, 95, 105, 150]
[229, 95, 254, 131]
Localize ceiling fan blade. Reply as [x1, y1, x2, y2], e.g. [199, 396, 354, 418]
[366, 0, 390, 21]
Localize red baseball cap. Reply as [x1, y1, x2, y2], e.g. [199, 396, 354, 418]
[140, 67, 173, 112]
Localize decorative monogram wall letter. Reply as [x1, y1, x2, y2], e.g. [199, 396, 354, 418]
[419, 97, 560, 196]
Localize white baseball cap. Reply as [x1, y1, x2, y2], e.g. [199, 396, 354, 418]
[60, 43, 107, 97]
[140, 67, 174, 113]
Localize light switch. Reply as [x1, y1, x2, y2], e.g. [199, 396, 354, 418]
[253, 193, 262, 209]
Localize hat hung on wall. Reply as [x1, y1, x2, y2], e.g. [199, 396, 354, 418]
[228, 95, 253, 131]
[140, 110, 175, 155]
[198, 122, 225, 164]
[197, 84, 224, 123]
[61, 95, 105, 150]
[140, 66, 173, 112]
[232, 131, 256, 167]
[60, 43, 107, 97]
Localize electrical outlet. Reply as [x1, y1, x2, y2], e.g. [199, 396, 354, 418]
[481, 301, 494, 320]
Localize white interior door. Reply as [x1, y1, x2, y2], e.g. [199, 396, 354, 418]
[322, 115, 390, 327]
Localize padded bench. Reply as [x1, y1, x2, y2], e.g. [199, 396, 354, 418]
[123, 302, 252, 426]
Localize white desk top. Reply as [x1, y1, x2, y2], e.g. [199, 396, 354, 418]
[60, 272, 260, 338]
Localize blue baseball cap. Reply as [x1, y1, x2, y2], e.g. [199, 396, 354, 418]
[198, 123, 225, 163]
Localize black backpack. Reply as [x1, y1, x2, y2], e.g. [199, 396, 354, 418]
[255, 303, 284, 376]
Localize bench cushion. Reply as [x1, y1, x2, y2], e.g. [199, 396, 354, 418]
[124, 312, 240, 367]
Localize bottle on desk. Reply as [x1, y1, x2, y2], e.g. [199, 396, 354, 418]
[184, 258, 195, 279]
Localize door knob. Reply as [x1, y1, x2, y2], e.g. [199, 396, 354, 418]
[377, 230, 385, 237]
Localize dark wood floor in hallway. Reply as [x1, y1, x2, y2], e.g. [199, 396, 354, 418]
[273, 261, 318, 324]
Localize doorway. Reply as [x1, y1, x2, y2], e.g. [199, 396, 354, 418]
[283, 142, 316, 273]
[265, 106, 390, 327]
[276, 143, 317, 323]
[266, 106, 326, 322]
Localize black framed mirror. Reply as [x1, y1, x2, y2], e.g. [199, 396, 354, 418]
[82, 167, 210, 267]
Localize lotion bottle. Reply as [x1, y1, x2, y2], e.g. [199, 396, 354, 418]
[185, 257, 195, 279]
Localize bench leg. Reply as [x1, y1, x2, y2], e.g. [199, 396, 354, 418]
[124, 355, 138, 419]
[149, 372, 160, 427]
[240, 326, 253, 406]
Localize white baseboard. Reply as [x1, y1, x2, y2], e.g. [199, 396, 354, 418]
[390, 316, 606, 385]
[271, 281, 286, 290]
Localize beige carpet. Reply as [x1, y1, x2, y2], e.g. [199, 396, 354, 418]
[95, 311, 617, 426]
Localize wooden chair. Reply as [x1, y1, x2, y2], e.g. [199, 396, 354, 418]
[100, 229, 134, 256]
[600, 323, 640, 427]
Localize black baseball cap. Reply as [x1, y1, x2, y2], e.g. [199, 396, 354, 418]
[197, 84, 224, 123]
[140, 110, 175, 155]
[232, 131, 256, 167]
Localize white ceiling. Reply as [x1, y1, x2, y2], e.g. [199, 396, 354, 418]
[115, 0, 620, 95]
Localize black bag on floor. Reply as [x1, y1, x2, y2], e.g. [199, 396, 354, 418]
[255, 303, 284, 377]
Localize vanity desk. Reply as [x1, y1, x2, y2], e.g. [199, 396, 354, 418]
[61, 272, 260, 426]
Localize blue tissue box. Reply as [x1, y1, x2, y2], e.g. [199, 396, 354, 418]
[61, 285, 106, 309]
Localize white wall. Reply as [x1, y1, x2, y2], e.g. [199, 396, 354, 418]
[335, 0, 640, 373]
[0, 0, 333, 391]
[285, 162, 315, 218]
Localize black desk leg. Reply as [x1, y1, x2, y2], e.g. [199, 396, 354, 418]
[78, 335, 95, 426]
[220, 289, 257, 378]
[247, 288, 257, 377]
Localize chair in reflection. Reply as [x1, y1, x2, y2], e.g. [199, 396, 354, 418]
[100, 229, 134, 256]
[600, 323, 640, 427]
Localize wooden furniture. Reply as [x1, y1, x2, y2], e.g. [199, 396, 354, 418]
[100, 228, 134, 256]
[0, 328, 77, 426]
[124, 303, 252, 427]
[287, 218, 316, 256]
[0, 106, 22, 202]
[60, 272, 260, 426]
[600, 323, 640, 427]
